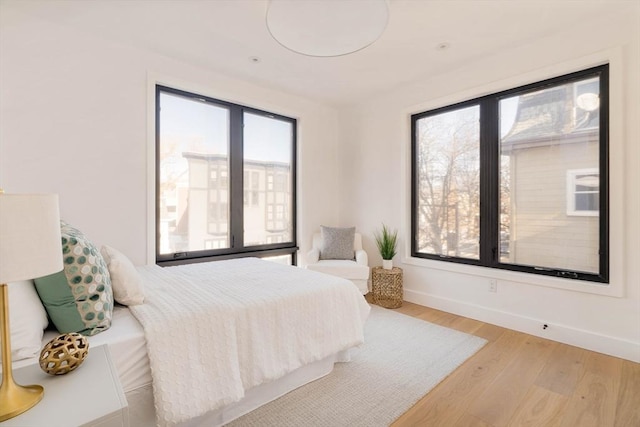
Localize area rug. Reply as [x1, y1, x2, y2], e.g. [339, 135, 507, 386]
[227, 304, 487, 427]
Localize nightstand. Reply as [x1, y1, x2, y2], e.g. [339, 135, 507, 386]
[1, 344, 129, 427]
[372, 266, 403, 308]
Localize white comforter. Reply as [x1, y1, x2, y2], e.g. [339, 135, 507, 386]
[130, 258, 370, 427]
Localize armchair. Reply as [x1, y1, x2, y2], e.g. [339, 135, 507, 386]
[306, 232, 369, 294]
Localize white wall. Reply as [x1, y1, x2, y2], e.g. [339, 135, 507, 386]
[338, 8, 640, 362]
[0, 8, 341, 266]
[2, 5, 638, 362]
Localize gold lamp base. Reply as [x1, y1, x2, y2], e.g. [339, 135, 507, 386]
[0, 380, 44, 422]
[0, 283, 45, 421]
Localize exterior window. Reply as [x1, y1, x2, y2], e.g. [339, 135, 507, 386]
[412, 65, 609, 283]
[156, 86, 297, 265]
[243, 171, 261, 207]
[567, 169, 599, 216]
[274, 174, 286, 192]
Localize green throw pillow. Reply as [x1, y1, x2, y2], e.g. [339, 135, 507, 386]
[35, 222, 113, 336]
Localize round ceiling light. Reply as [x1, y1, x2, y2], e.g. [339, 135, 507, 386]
[266, 0, 389, 57]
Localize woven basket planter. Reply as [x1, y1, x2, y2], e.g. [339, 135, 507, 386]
[372, 266, 403, 309]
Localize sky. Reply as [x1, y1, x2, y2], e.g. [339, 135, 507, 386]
[159, 92, 293, 164]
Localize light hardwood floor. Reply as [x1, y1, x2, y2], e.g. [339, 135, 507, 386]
[378, 300, 640, 427]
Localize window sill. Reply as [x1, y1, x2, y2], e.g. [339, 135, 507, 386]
[402, 256, 623, 298]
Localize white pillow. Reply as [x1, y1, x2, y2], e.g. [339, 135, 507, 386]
[100, 245, 145, 306]
[6, 280, 48, 362]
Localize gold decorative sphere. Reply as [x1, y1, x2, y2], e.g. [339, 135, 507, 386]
[39, 333, 89, 375]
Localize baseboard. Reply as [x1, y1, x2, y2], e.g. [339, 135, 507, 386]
[404, 288, 640, 363]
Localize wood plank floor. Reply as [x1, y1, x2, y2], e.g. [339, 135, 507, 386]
[377, 300, 640, 427]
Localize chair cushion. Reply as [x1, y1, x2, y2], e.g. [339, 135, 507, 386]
[306, 260, 369, 280]
[319, 226, 355, 260]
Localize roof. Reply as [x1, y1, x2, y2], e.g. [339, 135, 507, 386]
[502, 84, 599, 147]
[182, 152, 291, 169]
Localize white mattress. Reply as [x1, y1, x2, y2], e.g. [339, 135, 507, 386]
[17, 305, 152, 393]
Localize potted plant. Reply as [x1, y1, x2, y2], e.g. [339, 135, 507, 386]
[375, 224, 398, 270]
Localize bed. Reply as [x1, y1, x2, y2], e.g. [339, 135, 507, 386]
[13, 257, 370, 427]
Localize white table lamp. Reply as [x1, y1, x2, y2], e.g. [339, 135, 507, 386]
[0, 192, 63, 421]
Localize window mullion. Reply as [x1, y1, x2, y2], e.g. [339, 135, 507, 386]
[479, 98, 500, 267]
[229, 106, 244, 250]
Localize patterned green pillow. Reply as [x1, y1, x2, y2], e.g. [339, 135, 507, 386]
[35, 222, 113, 336]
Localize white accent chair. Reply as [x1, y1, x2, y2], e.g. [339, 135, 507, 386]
[306, 232, 369, 295]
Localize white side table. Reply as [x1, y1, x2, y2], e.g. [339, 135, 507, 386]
[1, 344, 129, 427]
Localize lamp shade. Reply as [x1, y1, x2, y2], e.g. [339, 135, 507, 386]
[0, 194, 63, 283]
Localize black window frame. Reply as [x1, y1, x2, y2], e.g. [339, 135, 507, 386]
[411, 65, 609, 283]
[156, 85, 298, 266]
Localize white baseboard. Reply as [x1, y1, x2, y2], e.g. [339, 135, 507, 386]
[404, 288, 640, 363]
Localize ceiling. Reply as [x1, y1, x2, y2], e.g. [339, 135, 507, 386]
[3, 0, 635, 107]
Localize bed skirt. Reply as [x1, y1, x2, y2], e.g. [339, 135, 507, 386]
[126, 349, 351, 427]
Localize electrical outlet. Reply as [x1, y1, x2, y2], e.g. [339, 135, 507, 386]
[489, 279, 497, 293]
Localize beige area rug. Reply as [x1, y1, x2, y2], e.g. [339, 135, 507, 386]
[227, 304, 487, 427]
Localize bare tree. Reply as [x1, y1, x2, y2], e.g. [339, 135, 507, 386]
[416, 108, 480, 257]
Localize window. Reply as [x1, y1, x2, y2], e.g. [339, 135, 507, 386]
[157, 86, 297, 265]
[413, 105, 480, 259]
[243, 171, 261, 207]
[567, 169, 599, 216]
[412, 65, 608, 283]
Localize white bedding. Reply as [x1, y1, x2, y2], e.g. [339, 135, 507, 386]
[26, 306, 151, 393]
[130, 258, 370, 427]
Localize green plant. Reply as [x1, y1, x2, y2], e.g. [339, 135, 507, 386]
[374, 224, 398, 260]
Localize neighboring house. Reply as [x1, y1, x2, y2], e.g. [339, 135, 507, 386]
[500, 78, 600, 274]
[167, 152, 292, 252]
